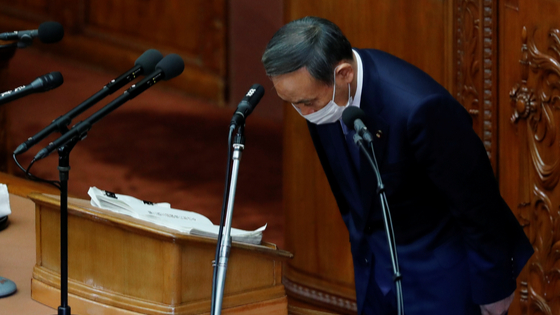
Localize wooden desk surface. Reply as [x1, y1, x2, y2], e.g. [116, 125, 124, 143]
[0, 193, 54, 314]
[0, 172, 76, 313]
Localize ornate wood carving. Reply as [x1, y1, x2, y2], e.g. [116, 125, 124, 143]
[456, 0, 481, 115]
[283, 277, 357, 314]
[455, 0, 497, 168]
[510, 26, 560, 315]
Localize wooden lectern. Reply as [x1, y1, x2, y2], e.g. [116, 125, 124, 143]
[29, 193, 292, 314]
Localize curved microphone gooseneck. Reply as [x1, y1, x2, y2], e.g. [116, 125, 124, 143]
[342, 106, 404, 315]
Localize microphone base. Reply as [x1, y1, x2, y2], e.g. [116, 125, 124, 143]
[0, 215, 8, 232]
[56, 305, 71, 315]
[0, 276, 17, 298]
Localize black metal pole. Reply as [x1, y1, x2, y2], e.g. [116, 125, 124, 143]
[55, 140, 78, 315]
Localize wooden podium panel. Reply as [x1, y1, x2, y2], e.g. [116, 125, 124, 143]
[29, 193, 292, 315]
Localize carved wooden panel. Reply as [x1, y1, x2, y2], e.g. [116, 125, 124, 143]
[455, 0, 498, 170]
[509, 26, 560, 315]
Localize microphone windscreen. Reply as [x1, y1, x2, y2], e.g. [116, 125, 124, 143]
[37, 21, 64, 43]
[44, 71, 64, 90]
[246, 84, 265, 109]
[30, 71, 64, 92]
[134, 49, 163, 73]
[29, 71, 63, 91]
[342, 106, 366, 130]
[248, 84, 265, 100]
[156, 54, 185, 80]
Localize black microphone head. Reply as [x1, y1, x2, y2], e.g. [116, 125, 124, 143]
[134, 49, 163, 73]
[155, 54, 185, 80]
[37, 21, 64, 43]
[244, 84, 265, 113]
[230, 84, 265, 126]
[30, 71, 64, 92]
[342, 106, 366, 130]
[44, 71, 64, 90]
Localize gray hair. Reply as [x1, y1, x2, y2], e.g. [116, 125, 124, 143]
[262, 16, 353, 85]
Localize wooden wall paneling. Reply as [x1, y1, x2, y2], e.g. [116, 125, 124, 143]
[500, 1, 560, 314]
[0, 0, 227, 173]
[85, 1, 224, 73]
[282, 1, 455, 313]
[80, 0, 227, 102]
[285, 1, 453, 87]
[0, 0, 49, 18]
[0, 44, 17, 173]
[0, 0, 227, 104]
[228, 0, 285, 122]
[0, 95, 9, 174]
[0, 0, 84, 33]
[454, 0, 499, 170]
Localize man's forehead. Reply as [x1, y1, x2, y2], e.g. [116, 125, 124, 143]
[272, 68, 322, 101]
[272, 67, 313, 85]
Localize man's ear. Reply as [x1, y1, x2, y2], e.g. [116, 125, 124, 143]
[335, 63, 354, 85]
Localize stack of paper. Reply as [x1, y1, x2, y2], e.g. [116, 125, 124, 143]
[0, 184, 11, 217]
[88, 187, 266, 245]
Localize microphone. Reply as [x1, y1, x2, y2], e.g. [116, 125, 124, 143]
[0, 71, 63, 106]
[342, 106, 374, 145]
[0, 21, 64, 47]
[13, 49, 164, 156]
[230, 84, 265, 126]
[33, 53, 184, 161]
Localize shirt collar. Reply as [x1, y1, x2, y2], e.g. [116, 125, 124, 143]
[340, 49, 364, 134]
[351, 49, 363, 109]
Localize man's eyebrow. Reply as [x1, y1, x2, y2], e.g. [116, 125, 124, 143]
[292, 98, 314, 104]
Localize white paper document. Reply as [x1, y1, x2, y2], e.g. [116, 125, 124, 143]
[0, 184, 11, 217]
[88, 187, 266, 245]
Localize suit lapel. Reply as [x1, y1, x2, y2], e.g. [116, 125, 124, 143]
[358, 112, 389, 217]
[316, 122, 368, 221]
[357, 49, 389, 217]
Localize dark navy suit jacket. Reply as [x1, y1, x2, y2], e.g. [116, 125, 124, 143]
[307, 49, 533, 314]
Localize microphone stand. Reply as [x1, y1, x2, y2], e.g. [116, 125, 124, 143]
[211, 126, 245, 315]
[53, 129, 84, 315]
[30, 124, 82, 315]
[353, 134, 404, 315]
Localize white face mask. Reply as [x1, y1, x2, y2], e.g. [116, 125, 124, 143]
[292, 66, 353, 125]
